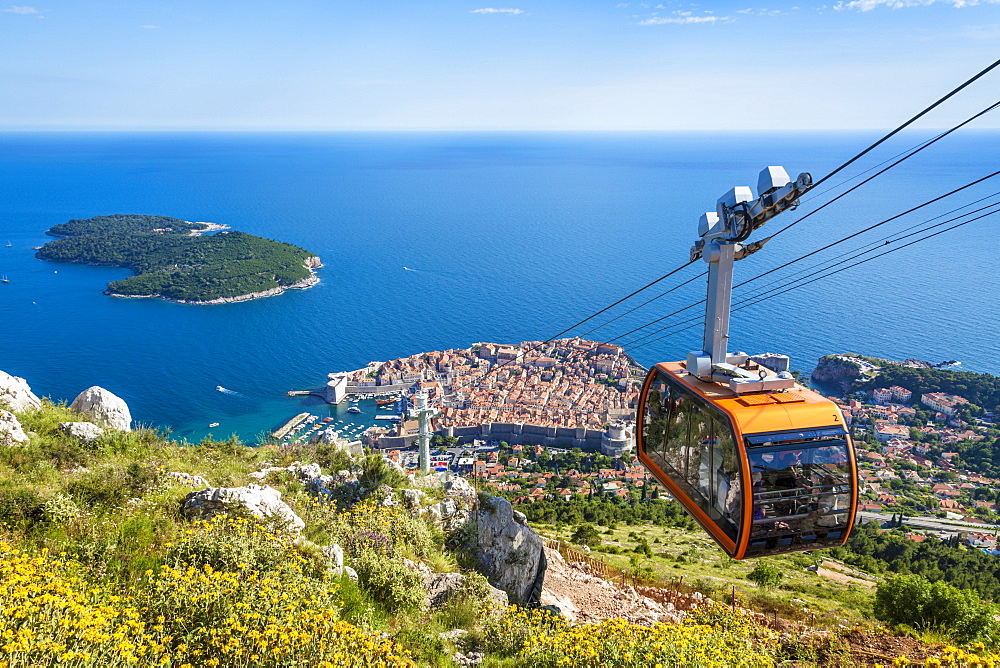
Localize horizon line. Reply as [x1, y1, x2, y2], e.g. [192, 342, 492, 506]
[2, 127, 998, 134]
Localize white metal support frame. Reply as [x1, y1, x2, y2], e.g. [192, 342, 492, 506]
[686, 166, 813, 393]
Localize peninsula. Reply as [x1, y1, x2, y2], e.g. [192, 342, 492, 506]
[322, 338, 646, 454]
[36, 214, 320, 304]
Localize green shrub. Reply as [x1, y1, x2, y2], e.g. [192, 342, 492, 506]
[393, 627, 450, 665]
[874, 573, 999, 644]
[166, 514, 314, 576]
[358, 453, 408, 491]
[0, 486, 48, 530]
[313, 442, 354, 471]
[352, 550, 425, 613]
[570, 523, 601, 548]
[65, 463, 161, 508]
[42, 492, 81, 522]
[747, 562, 783, 589]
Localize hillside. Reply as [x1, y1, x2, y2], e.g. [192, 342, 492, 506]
[854, 364, 1000, 413]
[36, 214, 321, 303]
[0, 369, 995, 666]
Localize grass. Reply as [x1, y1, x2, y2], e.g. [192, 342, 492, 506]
[0, 400, 959, 666]
[535, 520, 875, 628]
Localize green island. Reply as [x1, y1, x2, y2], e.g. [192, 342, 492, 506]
[36, 214, 320, 304]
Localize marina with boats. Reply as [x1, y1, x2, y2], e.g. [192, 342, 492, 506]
[269, 393, 406, 447]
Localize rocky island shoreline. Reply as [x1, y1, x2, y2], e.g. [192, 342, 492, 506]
[112, 263, 322, 305]
[36, 213, 321, 305]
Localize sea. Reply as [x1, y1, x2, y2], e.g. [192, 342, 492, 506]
[1, 131, 998, 442]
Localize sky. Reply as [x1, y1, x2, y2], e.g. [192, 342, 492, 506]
[1, 0, 997, 131]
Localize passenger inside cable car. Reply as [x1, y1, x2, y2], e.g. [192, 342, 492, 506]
[744, 435, 852, 554]
[640, 367, 856, 558]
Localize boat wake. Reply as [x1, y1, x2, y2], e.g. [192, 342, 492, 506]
[216, 385, 243, 396]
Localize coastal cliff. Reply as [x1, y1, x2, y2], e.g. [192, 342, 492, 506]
[811, 354, 870, 392]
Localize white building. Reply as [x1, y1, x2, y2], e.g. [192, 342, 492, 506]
[750, 353, 790, 373]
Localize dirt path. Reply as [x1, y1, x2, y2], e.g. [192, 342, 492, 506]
[539, 546, 700, 624]
[815, 559, 876, 587]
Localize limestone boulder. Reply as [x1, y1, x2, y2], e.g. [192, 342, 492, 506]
[167, 471, 210, 488]
[69, 386, 132, 431]
[0, 411, 29, 446]
[475, 495, 546, 605]
[444, 475, 476, 500]
[424, 572, 468, 608]
[404, 562, 509, 610]
[249, 461, 322, 482]
[0, 370, 42, 413]
[321, 543, 344, 575]
[180, 485, 304, 533]
[58, 422, 105, 443]
[539, 589, 579, 622]
[403, 488, 426, 509]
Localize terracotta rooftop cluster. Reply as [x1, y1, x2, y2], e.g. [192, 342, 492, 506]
[436, 338, 642, 430]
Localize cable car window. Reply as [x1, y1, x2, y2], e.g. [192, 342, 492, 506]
[641, 370, 741, 542]
[745, 432, 851, 556]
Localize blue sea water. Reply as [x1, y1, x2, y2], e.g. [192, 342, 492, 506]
[0, 131, 997, 442]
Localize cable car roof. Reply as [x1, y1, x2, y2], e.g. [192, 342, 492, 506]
[651, 361, 846, 437]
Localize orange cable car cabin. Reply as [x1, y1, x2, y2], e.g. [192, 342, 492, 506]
[634, 165, 858, 558]
[636, 361, 858, 559]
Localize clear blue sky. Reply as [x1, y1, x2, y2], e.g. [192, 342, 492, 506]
[1, 0, 997, 130]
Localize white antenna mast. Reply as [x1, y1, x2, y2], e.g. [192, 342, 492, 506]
[409, 390, 438, 474]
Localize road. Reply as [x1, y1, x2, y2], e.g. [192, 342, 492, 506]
[857, 511, 1000, 534]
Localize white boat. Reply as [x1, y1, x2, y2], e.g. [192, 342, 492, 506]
[1, 275, 8, 284]
[348, 405, 361, 414]
[208, 422, 220, 428]
[216, 385, 225, 392]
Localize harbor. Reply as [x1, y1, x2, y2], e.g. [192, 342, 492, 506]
[268, 393, 406, 447]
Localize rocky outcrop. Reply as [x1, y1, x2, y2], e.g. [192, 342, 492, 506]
[249, 461, 322, 481]
[167, 472, 210, 487]
[811, 355, 866, 392]
[0, 370, 42, 412]
[403, 558, 508, 610]
[422, 474, 476, 532]
[475, 495, 545, 605]
[0, 411, 29, 445]
[69, 386, 132, 431]
[402, 488, 426, 509]
[180, 485, 305, 533]
[58, 422, 105, 443]
[156, 275, 319, 305]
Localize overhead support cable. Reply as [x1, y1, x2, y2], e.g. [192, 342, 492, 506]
[767, 99, 1000, 241]
[612, 175, 1000, 349]
[623, 208, 1000, 354]
[575, 270, 706, 339]
[735, 169, 1000, 290]
[734, 202, 1000, 307]
[808, 57, 1000, 191]
[729, 208, 1000, 315]
[740, 196, 1000, 302]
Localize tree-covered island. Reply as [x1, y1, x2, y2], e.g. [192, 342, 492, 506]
[36, 214, 321, 304]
